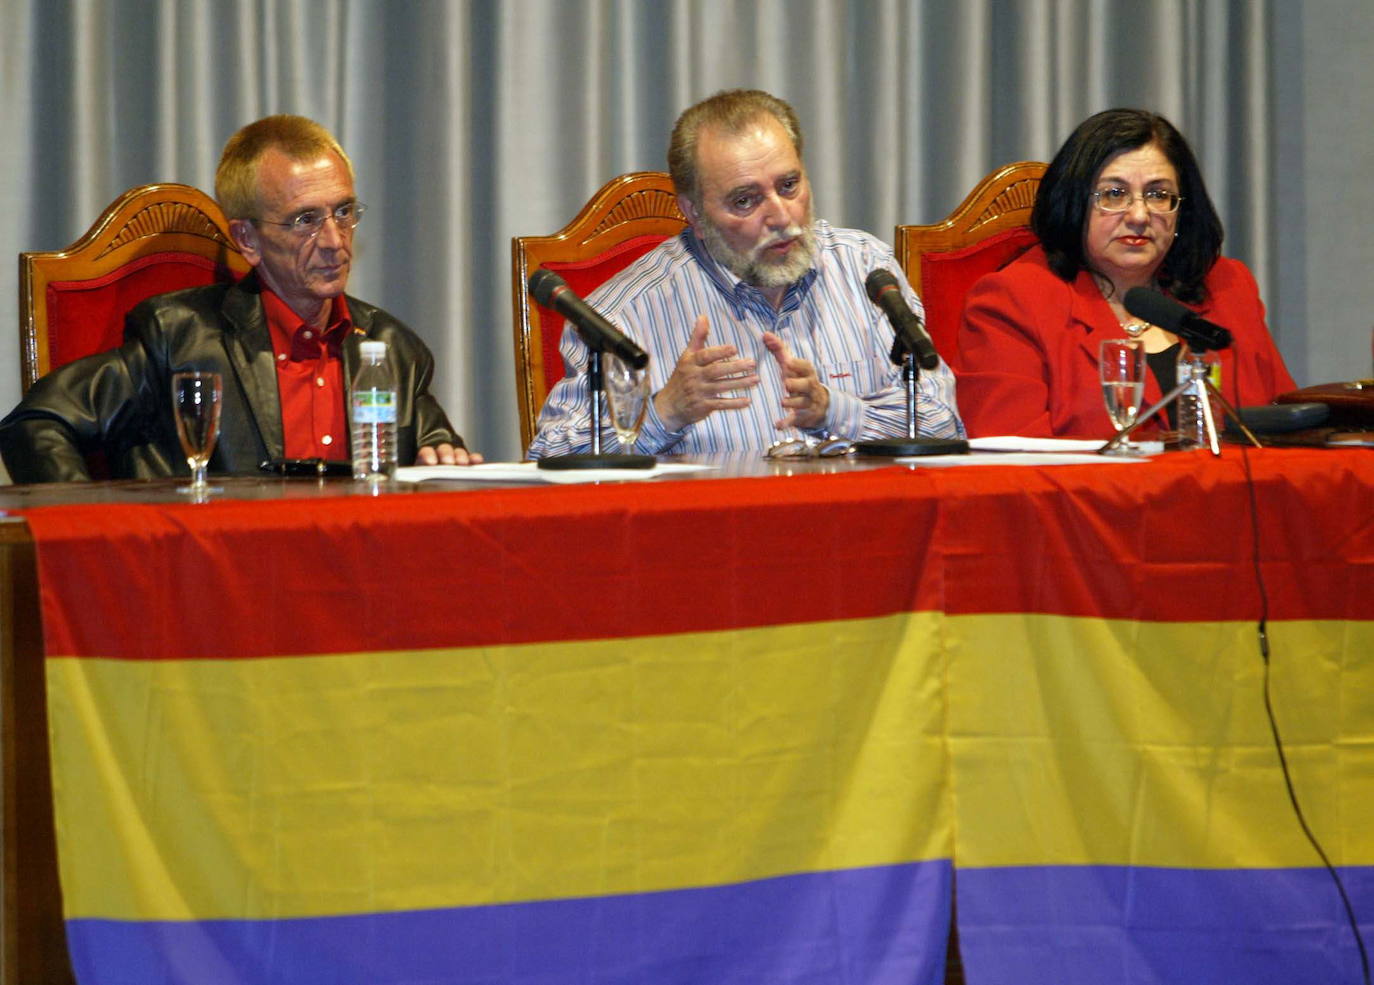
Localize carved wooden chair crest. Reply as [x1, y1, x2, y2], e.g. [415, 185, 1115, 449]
[20, 182, 249, 391]
[894, 162, 1046, 371]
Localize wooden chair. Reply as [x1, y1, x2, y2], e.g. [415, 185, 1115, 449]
[511, 171, 686, 450]
[19, 182, 250, 392]
[894, 161, 1046, 372]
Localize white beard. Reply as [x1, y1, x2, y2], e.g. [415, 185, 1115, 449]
[699, 215, 818, 289]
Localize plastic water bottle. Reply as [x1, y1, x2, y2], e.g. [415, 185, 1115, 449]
[1175, 348, 1215, 449]
[350, 340, 398, 480]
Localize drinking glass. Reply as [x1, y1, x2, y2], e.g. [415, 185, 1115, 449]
[602, 354, 650, 453]
[172, 371, 222, 496]
[1099, 339, 1145, 453]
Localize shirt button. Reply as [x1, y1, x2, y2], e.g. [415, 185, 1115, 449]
[302, 330, 314, 340]
[321, 435, 333, 445]
[316, 377, 325, 387]
[276, 352, 287, 362]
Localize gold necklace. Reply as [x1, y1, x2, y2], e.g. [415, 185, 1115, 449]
[1097, 276, 1151, 338]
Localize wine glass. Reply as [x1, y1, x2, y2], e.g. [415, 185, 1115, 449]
[172, 371, 222, 496]
[602, 353, 650, 453]
[1099, 339, 1146, 453]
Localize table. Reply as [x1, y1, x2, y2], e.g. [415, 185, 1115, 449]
[4, 448, 1373, 985]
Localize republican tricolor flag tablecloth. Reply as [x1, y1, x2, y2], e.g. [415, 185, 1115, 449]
[22, 450, 1374, 985]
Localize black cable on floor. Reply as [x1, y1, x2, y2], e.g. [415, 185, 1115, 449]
[1239, 442, 1369, 985]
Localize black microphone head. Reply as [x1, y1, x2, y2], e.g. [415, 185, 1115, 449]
[865, 268, 901, 302]
[1123, 286, 1231, 350]
[528, 268, 568, 307]
[1122, 287, 1184, 331]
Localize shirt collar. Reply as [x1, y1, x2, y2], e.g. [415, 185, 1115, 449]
[261, 289, 354, 361]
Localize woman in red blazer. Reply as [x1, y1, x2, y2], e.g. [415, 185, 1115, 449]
[956, 109, 1295, 439]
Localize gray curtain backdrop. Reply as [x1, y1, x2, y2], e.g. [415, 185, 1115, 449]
[1, 0, 1371, 463]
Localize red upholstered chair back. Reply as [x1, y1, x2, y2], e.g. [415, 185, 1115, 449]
[511, 172, 686, 450]
[20, 183, 250, 392]
[895, 162, 1046, 372]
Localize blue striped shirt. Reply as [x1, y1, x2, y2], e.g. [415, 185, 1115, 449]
[527, 221, 964, 458]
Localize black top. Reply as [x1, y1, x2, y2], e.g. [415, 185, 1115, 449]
[1146, 343, 1182, 428]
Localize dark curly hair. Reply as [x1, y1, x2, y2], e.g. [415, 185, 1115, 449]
[1030, 108, 1223, 304]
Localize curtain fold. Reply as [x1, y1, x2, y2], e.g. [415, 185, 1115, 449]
[0, 0, 1280, 461]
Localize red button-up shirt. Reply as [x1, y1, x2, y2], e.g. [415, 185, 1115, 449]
[261, 289, 354, 459]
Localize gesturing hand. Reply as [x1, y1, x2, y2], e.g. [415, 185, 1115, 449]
[762, 332, 829, 430]
[653, 315, 761, 431]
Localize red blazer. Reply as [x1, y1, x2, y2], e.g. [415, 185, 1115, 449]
[955, 247, 1297, 438]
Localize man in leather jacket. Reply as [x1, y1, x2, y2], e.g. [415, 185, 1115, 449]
[0, 115, 481, 482]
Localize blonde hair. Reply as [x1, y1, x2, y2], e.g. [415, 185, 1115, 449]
[214, 115, 354, 220]
[667, 89, 804, 207]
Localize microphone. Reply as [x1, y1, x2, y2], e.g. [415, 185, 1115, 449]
[528, 269, 649, 369]
[1123, 287, 1233, 351]
[864, 269, 940, 370]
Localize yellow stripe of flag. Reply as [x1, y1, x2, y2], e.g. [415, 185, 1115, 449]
[48, 613, 951, 921]
[50, 612, 1374, 923]
[948, 614, 1374, 868]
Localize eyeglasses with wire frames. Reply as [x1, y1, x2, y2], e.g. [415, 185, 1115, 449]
[1090, 187, 1182, 215]
[765, 435, 855, 459]
[252, 201, 367, 239]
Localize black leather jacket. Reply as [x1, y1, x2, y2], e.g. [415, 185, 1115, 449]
[0, 273, 462, 482]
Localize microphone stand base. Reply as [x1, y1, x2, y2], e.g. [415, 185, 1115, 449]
[853, 437, 970, 457]
[537, 453, 656, 470]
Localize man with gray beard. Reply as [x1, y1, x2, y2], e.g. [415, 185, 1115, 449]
[528, 89, 963, 458]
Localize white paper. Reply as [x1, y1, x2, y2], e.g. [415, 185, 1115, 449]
[895, 451, 1149, 467]
[969, 436, 1110, 453]
[394, 462, 715, 484]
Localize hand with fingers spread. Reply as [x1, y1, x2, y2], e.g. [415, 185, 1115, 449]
[761, 331, 829, 430]
[653, 315, 761, 431]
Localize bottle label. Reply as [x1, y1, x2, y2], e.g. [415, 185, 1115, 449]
[351, 390, 398, 424]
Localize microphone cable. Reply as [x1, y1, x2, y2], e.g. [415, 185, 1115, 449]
[1235, 363, 1370, 985]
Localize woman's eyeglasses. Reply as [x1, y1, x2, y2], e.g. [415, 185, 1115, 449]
[1090, 187, 1182, 215]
